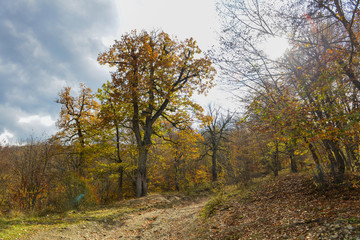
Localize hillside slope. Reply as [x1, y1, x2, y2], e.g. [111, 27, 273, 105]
[194, 173, 360, 239]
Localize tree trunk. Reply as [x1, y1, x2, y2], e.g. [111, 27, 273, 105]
[77, 124, 85, 176]
[345, 146, 353, 172]
[174, 157, 180, 191]
[115, 125, 123, 200]
[118, 167, 123, 199]
[136, 146, 148, 197]
[323, 140, 337, 179]
[333, 149, 345, 183]
[211, 148, 218, 182]
[271, 141, 280, 177]
[323, 139, 346, 183]
[289, 150, 298, 173]
[286, 143, 298, 173]
[329, 141, 346, 183]
[305, 137, 325, 183]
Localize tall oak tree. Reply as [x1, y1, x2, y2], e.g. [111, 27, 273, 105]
[98, 30, 215, 197]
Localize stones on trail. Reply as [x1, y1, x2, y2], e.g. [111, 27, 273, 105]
[282, 234, 289, 239]
[305, 221, 359, 240]
[347, 224, 355, 231]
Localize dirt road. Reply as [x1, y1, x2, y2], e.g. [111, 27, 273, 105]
[29, 195, 207, 240]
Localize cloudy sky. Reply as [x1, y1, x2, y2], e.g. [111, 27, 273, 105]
[0, 0, 231, 144]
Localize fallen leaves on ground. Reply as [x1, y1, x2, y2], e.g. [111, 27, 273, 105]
[194, 173, 360, 240]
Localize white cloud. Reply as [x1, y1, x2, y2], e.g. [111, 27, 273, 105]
[117, 0, 219, 50]
[0, 129, 15, 145]
[18, 115, 55, 127]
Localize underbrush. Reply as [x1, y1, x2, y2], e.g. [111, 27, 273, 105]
[183, 181, 223, 197]
[200, 171, 277, 220]
[201, 191, 227, 219]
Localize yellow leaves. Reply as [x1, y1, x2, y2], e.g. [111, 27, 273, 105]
[97, 29, 215, 133]
[200, 115, 214, 127]
[56, 83, 100, 145]
[294, 149, 308, 156]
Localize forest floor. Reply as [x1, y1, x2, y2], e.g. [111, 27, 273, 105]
[1, 172, 360, 239]
[194, 172, 360, 240]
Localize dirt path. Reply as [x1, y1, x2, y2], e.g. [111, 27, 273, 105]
[29, 195, 207, 240]
[101, 200, 205, 240]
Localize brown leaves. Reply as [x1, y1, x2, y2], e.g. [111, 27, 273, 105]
[196, 173, 360, 239]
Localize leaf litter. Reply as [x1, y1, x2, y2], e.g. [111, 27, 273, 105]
[193, 173, 360, 240]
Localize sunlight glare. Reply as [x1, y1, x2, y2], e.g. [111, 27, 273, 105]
[261, 36, 289, 60]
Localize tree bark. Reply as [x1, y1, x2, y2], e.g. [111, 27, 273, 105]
[323, 139, 346, 183]
[289, 149, 298, 173]
[136, 146, 148, 197]
[76, 124, 85, 176]
[304, 137, 325, 183]
[271, 141, 280, 177]
[328, 140, 346, 183]
[211, 148, 218, 182]
[174, 156, 180, 191]
[286, 142, 298, 173]
[115, 124, 124, 200]
[118, 167, 123, 199]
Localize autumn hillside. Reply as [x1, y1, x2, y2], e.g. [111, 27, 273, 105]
[195, 172, 360, 240]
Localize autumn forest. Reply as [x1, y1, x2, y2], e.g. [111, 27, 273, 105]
[1, 1, 360, 238]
